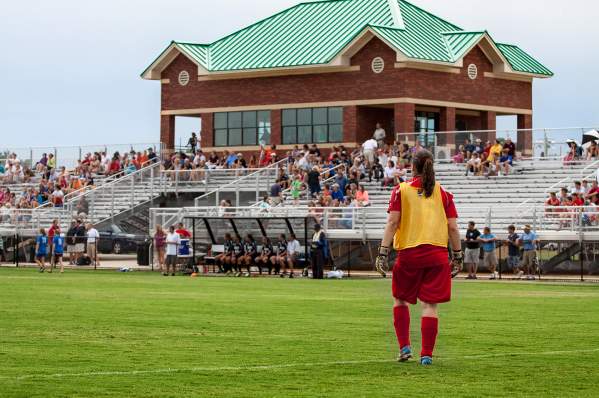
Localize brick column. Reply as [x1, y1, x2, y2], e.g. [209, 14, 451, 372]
[270, 110, 282, 146]
[479, 111, 497, 143]
[200, 113, 213, 148]
[438, 107, 456, 146]
[517, 114, 533, 156]
[160, 115, 175, 150]
[394, 103, 415, 144]
[343, 105, 358, 143]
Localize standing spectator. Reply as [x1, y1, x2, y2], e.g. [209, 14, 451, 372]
[362, 138, 378, 167]
[334, 169, 348, 194]
[47, 219, 60, 268]
[269, 179, 283, 206]
[74, 218, 87, 263]
[518, 225, 539, 280]
[175, 222, 191, 239]
[290, 174, 304, 205]
[505, 225, 522, 278]
[35, 228, 49, 273]
[165, 225, 180, 276]
[154, 225, 166, 273]
[52, 226, 66, 273]
[188, 132, 198, 153]
[464, 221, 481, 279]
[373, 123, 386, 148]
[310, 224, 327, 279]
[283, 233, 300, 278]
[479, 227, 498, 280]
[307, 166, 321, 198]
[86, 223, 100, 266]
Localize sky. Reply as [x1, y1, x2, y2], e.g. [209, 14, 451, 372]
[0, 0, 598, 150]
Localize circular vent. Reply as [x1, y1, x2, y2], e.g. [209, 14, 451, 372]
[371, 57, 385, 74]
[467, 64, 478, 80]
[178, 70, 190, 86]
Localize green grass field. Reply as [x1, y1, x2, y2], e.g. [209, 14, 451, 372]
[1, 269, 599, 397]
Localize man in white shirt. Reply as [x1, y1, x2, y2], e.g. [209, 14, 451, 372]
[283, 233, 301, 278]
[86, 223, 100, 266]
[373, 123, 386, 148]
[165, 225, 181, 276]
[362, 138, 378, 166]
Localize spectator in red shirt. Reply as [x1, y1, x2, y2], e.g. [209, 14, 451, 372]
[175, 222, 191, 239]
[586, 180, 599, 205]
[571, 193, 584, 207]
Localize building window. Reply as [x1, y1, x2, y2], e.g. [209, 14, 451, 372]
[282, 107, 343, 145]
[414, 111, 438, 148]
[214, 110, 271, 147]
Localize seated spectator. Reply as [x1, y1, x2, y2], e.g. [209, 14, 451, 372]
[498, 148, 513, 176]
[382, 160, 398, 187]
[356, 185, 370, 207]
[452, 145, 465, 164]
[331, 184, 344, 202]
[545, 192, 560, 215]
[572, 192, 584, 207]
[587, 141, 599, 160]
[465, 153, 482, 176]
[571, 181, 585, 195]
[503, 137, 516, 158]
[464, 138, 476, 158]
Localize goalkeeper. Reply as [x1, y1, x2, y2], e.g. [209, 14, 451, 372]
[375, 149, 462, 366]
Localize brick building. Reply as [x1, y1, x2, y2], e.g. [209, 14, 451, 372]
[142, 0, 552, 156]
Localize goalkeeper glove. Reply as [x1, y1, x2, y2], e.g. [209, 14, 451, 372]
[375, 246, 390, 278]
[451, 250, 463, 279]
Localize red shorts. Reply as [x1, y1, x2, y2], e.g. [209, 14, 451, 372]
[392, 248, 452, 305]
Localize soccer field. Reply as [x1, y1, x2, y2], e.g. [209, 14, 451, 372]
[1, 269, 598, 397]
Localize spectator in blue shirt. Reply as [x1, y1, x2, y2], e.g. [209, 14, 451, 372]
[479, 227, 499, 280]
[35, 228, 49, 273]
[499, 148, 513, 176]
[518, 225, 539, 280]
[335, 170, 348, 194]
[52, 226, 66, 273]
[225, 151, 238, 168]
[331, 184, 344, 202]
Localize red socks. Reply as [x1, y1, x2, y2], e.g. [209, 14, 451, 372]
[421, 317, 438, 358]
[393, 305, 411, 349]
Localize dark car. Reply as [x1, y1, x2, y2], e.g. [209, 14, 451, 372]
[98, 224, 145, 254]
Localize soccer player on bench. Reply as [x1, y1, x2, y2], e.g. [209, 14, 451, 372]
[215, 233, 233, 273]
[231, 235, 245, 277]
[238, 234, 257, 277]
[271, 234, 287, 276]
[282, 233, 300, 278]
[255, 237, 273, 275]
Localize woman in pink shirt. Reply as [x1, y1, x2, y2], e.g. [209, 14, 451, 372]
[356, 185, 370, 207]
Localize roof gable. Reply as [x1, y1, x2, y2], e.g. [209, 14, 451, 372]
[142, 0, 553, 79]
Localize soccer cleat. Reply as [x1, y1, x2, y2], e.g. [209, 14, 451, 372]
[420, 356, 433, 366]
[289, 272, 295, 279]
[517, 271, 524, 280]
[398, 346, 412, 362]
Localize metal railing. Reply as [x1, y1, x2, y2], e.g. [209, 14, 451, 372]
[394, 127, 599, 161]
[0, 142, 162, 170]
[149, 204, 599, 240]
[193, 158, 288, 208]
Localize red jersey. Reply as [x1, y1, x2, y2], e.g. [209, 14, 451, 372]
[176, 229, 191, 239]
[387, 177, 458, 267]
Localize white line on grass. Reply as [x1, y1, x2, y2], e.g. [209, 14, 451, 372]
[5, 348, 599, 381]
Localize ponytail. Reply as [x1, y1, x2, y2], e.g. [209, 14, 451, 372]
[412, 150, 436, 198]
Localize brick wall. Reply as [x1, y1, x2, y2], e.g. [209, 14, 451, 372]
[160, 38, 533, 112]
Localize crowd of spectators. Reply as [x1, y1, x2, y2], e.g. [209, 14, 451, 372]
[0, 148, 158, 216]
[453, 137, 515, 177]
[545, 179, 599, 226]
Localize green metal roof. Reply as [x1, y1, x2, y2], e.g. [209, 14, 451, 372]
[143, 0, 553, 77]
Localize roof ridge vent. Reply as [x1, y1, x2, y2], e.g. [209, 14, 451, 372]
[387, 0, 405, 29]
